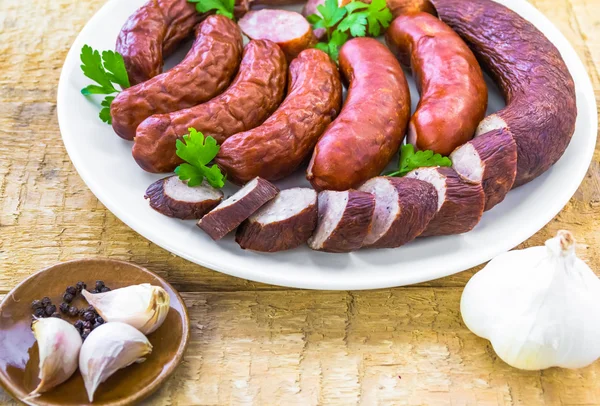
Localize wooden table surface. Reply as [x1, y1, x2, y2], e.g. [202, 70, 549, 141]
[1, 0, 599, 404]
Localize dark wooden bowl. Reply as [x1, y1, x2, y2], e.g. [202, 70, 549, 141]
[0, 259, 190, 405]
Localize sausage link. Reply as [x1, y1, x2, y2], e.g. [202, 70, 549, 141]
[215, 49, 342, 184]
[111, 15, 243, 140]
[116, 0, 202, 86]
[386, 12, 488, 156]
[306, 38, 411, 191]
[132, 40, 288, 173]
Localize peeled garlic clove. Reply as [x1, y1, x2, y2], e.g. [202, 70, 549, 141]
[30, 317, 82, 395]
[79, 322, 152, 402]
[82, 283, 170, 334]
[461, 230, 600, 370]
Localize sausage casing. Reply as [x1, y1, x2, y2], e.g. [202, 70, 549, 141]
[386, 12, 488, 156]
[111, 15, 243, 140]
[215, 49, 342, 185]
[307, 38, 411, 191]
[132, 40, 287, 173]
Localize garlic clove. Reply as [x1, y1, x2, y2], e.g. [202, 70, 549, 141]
[79, 322, 152, 402]
[82, 283, 170, 334]
[461, 230, 600, 370]
[30, 317, 82, 395]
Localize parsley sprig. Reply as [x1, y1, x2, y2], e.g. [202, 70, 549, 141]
[80, 45, 130, 124]
[308, 0, 392, 61]
[387, 144, 452, 177]
[174, 128, 226, 188]
[187, 0, 235, 19]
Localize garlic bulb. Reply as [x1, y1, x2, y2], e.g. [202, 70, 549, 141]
[30, 317, 82, 395]
[461, 230, 600, 370]
[82, 283, 170, 334]
[79, 322, 152, 402]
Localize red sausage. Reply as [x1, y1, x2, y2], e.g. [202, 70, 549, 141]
[307, 38, 411, 191]
[385, 12, 488, 156]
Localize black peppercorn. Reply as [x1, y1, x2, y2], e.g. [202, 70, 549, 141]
[31, 300, 43, 310]
[87, 305, 95, 312]
[82, 328, 91, 340]
[79, 308, 86, 316]
[76, 281, 86, 292]
[74, 320, 84, 330]
[66, 286, 77, 296]
[63, 293, 74, 303]
[68, 306, 79, 317]
[90, 289, 98, 294]
[83, 320, 92, 330]
[83, 311, 95, 321]
[45, 304, 57, 317]
[95, 280, 105, 290]
[59, 303, 69, 314]
[51, 312, 61, 318]
[41, 297, 51, 307]
[33, 307, 45, 318]
[95, 316, 104, 324]
[100, 287, 111, 293]
[92, 322, 102, 330]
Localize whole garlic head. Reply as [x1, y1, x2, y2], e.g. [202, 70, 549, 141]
[30, 317, 82, 395]
[461, 230, 600, 370]
[82, 284, 170, 334]
[79, 322, 152, 402]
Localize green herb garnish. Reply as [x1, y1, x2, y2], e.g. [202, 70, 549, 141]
[80, 45, 130, 124]
[308, 0, 392, 61]
[387, 144, 452, 177]
[187, 0, 235, 19]
[174, 128, 226, 188]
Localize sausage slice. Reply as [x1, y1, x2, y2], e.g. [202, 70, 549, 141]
[197, 177, 279, 240]
[308, 190, 375, 253]
[111, 15, 244, 140]
[215, 49, 342, 185]
[236, 188, 318, 252]
[386, 12, 487, 156]
[451, 129, 517, 211]
[145, 176, 223, 220]
[406, 167, 484, 236]
[358, 177, 438, 248]
[238, 9, 317, 61]
[132, 40, 287, 173]
[430, 0, 577, 187]
[307, 38, 411, 191]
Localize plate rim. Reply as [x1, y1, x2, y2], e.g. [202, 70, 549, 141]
[56, 0, 598, 291]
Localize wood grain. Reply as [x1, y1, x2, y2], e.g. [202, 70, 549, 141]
[0, 0, 599, 404]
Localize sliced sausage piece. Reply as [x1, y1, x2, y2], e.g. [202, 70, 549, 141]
[215, 49, 343, 185]
[308, 190, 375, 253]
[197, 177, 279, 240]
[385, 12, 487, 156]
[358, 177, 438, 248]
[111, 15, 244, 140]
[238, 9, 317, 62]
[429, 0, 577, 187]
[132, 40, 287, 173]
[406, 167, 484, 236]
[145, 176, 223, 220]
[451, 129, 517, 211]
[307, 38, 411, 191]
[116, 0, 202, 86]
[236, 188, 318, 252]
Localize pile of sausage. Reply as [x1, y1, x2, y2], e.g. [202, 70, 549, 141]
[115, 0, 576, 253]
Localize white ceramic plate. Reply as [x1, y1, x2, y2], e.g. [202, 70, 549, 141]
[57, 0, 597, 290]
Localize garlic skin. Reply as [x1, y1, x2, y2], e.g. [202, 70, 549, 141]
[461, 230, 600, 370]
[30, 317, 82, 395]
[82, 283, 170, 334]
[79, 322, 152, 402]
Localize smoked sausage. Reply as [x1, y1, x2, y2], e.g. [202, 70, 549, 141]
[111, 15, 243, 140]
[215, 49, 343, 185]
[307, 38, 411, 191]
[386, 12, 487, 156]
[132, 40, 287, 173]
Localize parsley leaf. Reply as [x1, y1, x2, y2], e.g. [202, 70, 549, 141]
[102, 50, 130, 89]
[338, 12, 367, 37]
[327, 31, 349, 61]
[187, 0, 234, 19]
[316, 0, 347, 28]
[99, 96, 115, 124]
[174, 128, 225, 188]
[365, 0, 392, 36]
[387, 144, 452, 177]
